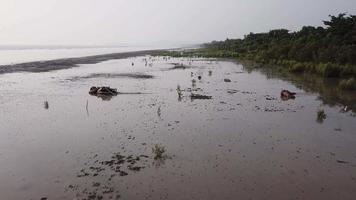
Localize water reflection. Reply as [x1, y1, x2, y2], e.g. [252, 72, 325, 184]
[243, 65, 356, 113]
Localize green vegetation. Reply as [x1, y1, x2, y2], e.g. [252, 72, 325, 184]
[152, 144, 166, 160]
[317, 109, 327, 123]
[161, 14, 356, 81]
[339, 78, 356, 90]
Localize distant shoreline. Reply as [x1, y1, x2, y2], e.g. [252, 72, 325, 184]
[0, 49, 163, 74]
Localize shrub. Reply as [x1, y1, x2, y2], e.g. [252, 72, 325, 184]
[323, 63, 341, 77]
[340, 65, 356, 77]
[289, 63, 306, 73]
[339, 78, 356, 90]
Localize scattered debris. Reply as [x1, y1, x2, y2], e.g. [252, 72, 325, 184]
[198, 76, 202, 80]
[265, 95, 277, 101]
[224, 78, 231, 82]
[69, 73, 154, 81]
[170, 63, 190, 70]
[227, 89, 239, 94]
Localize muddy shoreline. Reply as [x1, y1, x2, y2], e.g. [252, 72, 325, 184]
[0, 49, 163, 74]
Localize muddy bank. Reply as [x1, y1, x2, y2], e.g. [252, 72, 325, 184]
[68, 73, 154, 82]
[0, 50, 163, 74]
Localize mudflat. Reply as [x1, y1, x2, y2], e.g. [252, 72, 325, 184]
[0, 55, 355, 200]
[0, 50, 162, 74]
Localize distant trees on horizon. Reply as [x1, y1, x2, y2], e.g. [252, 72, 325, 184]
[202, 13, 356, 77]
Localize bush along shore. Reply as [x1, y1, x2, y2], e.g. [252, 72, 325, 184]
[160, 14, 356, 90]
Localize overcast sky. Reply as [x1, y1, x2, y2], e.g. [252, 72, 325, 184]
[0, 0, 355, 46]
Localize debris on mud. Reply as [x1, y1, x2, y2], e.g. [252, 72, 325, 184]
[265, 95, 277, 101]
[88, 86, 145, 101]
[89, 86, 118, 96]
[337, 160, 350, 164]
[69, 152, 151, 199]
[280, 90, 296, 100]
[89, 86, 118, 101]
[185, 87, 203, 92]
[190, 93, 212, 100]
[170, 63, 191, 70]
[224, 78, 232, 82]
[227, 89, 239, 94]
[68, 73, 154, 81]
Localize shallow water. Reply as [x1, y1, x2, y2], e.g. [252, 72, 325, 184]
[0, 56, 355, 200]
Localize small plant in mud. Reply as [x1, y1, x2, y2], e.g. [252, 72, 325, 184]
[317, 109, 327, 123]
[177, 85, 183, 101]
[191, 79, 196, 88]
[152, 144, 166, 160]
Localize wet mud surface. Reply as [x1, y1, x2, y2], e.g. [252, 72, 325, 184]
[0, 50, 161, 74]
[0, 56, 355, 200]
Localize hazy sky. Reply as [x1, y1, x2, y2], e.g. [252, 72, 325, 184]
[0, 0, 355, 46]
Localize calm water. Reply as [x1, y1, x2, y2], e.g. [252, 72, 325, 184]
[0, 56, 355, 200]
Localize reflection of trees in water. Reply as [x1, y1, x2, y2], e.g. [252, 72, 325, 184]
[245, 65, 356, 113]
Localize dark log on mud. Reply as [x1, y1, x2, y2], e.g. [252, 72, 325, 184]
[190, 93, 212, 100]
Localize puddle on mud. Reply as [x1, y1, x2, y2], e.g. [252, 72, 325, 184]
[0, 56, 355, 200]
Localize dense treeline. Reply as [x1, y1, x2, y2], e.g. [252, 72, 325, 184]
[201, 14, 356, 78]
[160, 14, 356, 80]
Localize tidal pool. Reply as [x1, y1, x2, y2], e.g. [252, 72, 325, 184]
[0, 56, 355, 200]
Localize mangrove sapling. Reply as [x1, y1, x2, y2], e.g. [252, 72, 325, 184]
[317, 109, 327, 123]
[152, 144, 166, 160]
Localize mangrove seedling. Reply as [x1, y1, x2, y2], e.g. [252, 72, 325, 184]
[192, 79, 196, 88]
[317, 109, 327, 123]
[176, 85, 183, 98]
[152, 144, 166, 160]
